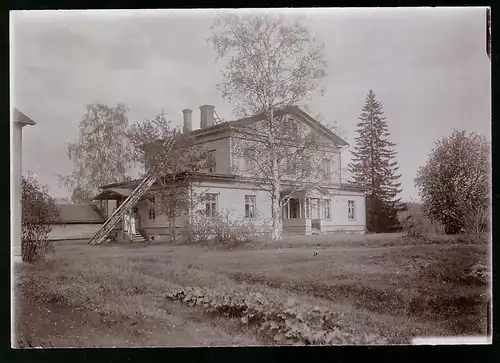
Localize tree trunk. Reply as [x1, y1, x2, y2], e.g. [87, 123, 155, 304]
[271, 188, 283, 240]
[169, 194, 177, 243]
[169, 217, 176, 242]
[268, 109, 283, 241]
[270, 148, 283, 241]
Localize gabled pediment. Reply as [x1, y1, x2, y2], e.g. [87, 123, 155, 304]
[228, 106, 348, 149]
[304, 186, 331, 198]
[282, 185, 331, 198]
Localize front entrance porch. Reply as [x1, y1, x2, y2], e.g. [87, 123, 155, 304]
[92, 187, 146, 242]
[281, 186, 332, 235]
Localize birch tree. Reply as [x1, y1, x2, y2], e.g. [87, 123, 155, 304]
[208, 13, 328, 240]
[127, 112, 209, 242]
[58, 104, 132, 203]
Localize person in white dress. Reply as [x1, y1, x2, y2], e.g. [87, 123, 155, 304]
[129, 212, 136, 235]
[123, 212, 130, 236]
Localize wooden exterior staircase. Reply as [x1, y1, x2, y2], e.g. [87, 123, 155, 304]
[87, 175, 156, 245]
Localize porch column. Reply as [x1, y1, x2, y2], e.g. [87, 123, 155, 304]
[13, 109, 36, 262]
[105, 195, 108, 218]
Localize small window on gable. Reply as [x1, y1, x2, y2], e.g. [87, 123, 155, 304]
[283, 116, 299, 138]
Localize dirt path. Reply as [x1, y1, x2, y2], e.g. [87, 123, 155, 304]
[14, 289, 260, 348]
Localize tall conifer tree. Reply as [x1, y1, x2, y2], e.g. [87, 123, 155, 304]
[348, 90, 405, 232]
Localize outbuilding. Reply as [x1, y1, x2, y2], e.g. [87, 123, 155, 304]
[48, 204, 105, 241]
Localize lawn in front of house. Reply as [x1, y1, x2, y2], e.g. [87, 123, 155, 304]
[14, 233, 490, 347]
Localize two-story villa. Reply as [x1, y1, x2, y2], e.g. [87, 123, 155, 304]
[90, 105, 368, 242]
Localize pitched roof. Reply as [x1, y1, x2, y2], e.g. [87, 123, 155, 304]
[56, 204, 105, 224]
[187, 106, 349, 147]
[97, 172, 237, 192]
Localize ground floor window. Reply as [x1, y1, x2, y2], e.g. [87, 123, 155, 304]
[322, 199, 331, 220]
[148, 209, 156, 220]
[205, 193, 218, 218]
[244, 195, 256, 218]
[348, 200, 356, 220]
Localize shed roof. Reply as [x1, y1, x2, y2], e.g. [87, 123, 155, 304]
[56, 204, 104, 224]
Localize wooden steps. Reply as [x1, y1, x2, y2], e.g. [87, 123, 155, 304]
[131, 233, 146, 243]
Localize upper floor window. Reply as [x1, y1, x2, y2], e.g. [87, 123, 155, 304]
[348, 200, 356, 220]
[283, 116, 299, 138]
[207, 150, 216, 173]
[244, 195, 256, 218]
[148, 196, 156, 205]
[301, 159, 312, 176]
[243, 150, 255, 172]
[205, 193, 218, 218]
[321, 158, 331, 179]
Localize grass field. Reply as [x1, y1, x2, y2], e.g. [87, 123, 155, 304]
[13, 233, 490, 347]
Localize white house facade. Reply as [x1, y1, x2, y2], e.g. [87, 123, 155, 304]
[90, 105, 368, 243]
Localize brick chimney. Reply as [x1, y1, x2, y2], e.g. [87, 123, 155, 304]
[182, 108, 192, 133]
[199, 105, 215, 129]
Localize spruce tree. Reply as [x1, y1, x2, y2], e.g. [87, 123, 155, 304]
[348, 90, 405, 233]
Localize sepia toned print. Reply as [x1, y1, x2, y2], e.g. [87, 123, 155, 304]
[11, 8, 491, 347]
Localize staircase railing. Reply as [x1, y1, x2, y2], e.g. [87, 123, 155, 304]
[88, 175, 156, 245]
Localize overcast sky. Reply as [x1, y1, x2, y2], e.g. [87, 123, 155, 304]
[11, 8, 491, 201]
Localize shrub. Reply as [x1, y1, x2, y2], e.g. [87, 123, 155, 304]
[399, 202, 444, 239]
[415, 130, 489, 235]
[21, 173, 62, 263]
[164, 286, 387, 345]
[185, 209, 271, 249]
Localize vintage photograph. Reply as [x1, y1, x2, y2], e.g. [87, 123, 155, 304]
[11, 7, 491, 347]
